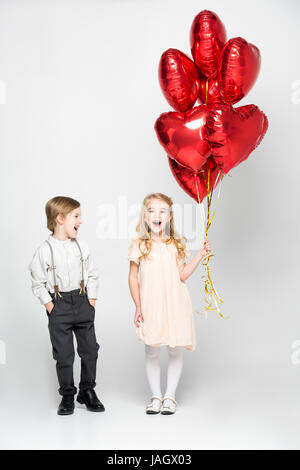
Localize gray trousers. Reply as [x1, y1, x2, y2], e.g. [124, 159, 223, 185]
[46, 288, 100, 396]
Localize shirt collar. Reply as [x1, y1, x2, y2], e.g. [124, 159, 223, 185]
[48, 234, 74, 245]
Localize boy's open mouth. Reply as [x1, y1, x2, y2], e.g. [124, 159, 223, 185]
[74, 226, 79, 232]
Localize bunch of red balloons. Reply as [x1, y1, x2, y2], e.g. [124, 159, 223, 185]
[155, 10, 269, 203]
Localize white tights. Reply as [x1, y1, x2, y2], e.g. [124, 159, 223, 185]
[145, 344, 183, 400]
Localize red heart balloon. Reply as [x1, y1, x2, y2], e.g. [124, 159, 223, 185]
[206, 104, 269, 174]
[217, 37, 261, 105]
[155, 105, 211, 172]
[168, 156, 222, 203]
[159, 49, 201, 112]
[190, 10, 227, 79]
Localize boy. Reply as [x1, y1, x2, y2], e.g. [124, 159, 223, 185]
[28, 196, 105, 415]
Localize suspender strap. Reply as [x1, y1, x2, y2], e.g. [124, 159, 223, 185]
[45, 240, 62, 299]
[74, 238, 86, 294]
[46, 238, 86, 298]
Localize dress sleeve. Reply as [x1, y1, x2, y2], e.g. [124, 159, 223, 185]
[127, 239, 141, 265]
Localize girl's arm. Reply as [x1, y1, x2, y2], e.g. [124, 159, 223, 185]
[179, 239, 211, 282]
[128, 261, 143, 327]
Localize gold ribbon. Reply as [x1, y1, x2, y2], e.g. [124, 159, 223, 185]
[194, 168, 230, 319]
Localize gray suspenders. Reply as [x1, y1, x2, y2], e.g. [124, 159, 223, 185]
[45, 240, 61, 298]
[74, 238, 86, 295]
[45, 238, 86, 299]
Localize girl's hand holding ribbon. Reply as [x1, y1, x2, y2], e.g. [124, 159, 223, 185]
[199, 238, 211, 258]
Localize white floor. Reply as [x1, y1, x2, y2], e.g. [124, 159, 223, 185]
[1, 370, 300, 450]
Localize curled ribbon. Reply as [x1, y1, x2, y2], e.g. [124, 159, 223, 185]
[194, 167, 230, 319]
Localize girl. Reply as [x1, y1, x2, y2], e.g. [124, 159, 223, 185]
[127, 193, 211, 415]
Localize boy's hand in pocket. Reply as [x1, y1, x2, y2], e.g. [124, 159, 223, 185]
[45, 301, 54, 314]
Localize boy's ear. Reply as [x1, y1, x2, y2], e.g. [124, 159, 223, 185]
[56, 213, 65, 225]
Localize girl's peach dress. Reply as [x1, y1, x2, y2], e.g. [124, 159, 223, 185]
[127, 238, 196, 351]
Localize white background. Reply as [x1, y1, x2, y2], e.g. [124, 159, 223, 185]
[0, 0, 300, 450]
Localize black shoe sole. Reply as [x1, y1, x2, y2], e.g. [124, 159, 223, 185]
[57, 409, 74, 415]
[76, 397, 105, 412]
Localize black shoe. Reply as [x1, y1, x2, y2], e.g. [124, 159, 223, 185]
[57, 395, 74, 415]
[77, 389, 105, 412]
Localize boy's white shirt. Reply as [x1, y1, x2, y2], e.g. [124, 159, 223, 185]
[28, 235, 99, 306]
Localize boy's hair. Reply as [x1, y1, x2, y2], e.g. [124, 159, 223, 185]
[45, 196, 80, 233]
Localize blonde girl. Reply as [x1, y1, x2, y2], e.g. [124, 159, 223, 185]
[127, 193, 211, 414]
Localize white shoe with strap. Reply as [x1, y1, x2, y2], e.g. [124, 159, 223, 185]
[161, 396, 177, 415]
[145, 396, 163, 414]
